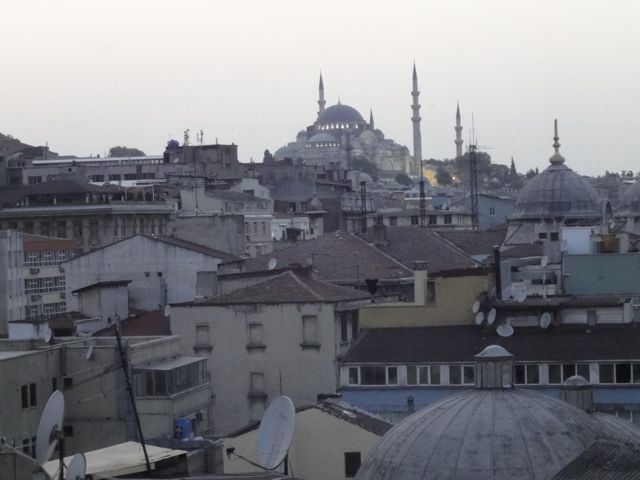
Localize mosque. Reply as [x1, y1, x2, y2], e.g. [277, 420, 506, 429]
[273, 67, 428, 177]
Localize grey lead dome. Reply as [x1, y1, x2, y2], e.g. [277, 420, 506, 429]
[356, 388, 640, 480]
[316, 103, 365, 124]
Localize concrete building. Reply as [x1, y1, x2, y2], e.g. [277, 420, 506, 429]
[170, 270, 369, 434]
[0, 335, 212, 458]
[451, 193, 515, 230]
[63, 235, 238, 311]
[169, 215, 246, 258]
[0, 179, 176, 253]
[223, 401, 392, 480]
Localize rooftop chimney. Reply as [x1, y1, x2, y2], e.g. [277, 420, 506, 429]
[413, 261, 428, 305]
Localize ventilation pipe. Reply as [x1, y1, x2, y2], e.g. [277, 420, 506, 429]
[413, 261, 428, 306]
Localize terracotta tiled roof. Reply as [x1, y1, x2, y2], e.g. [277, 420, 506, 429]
[178, 271, 369, 306]
[359, 226, 481, 274]
[343, 325, 640, 364]
[237, 231, 413, 282]
[96, 310, 171, 336]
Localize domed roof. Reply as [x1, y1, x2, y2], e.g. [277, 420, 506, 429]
[317, 103, 365, 124]
[511, 122, 602, 220]
[308, 132, 338, 143]
[356, 388, 640, 480]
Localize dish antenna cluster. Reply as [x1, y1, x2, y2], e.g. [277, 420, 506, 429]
[35, 390, 86, 480]
[471, 300, 496, 326]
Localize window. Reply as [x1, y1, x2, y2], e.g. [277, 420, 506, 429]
[549, 363, 591, 384]
[407, 365, 441, 385]
[449, 365, 475, 385]
[600, 364, 614, 383]
[550, 232, 559, 241]
[444, 215, 452, 225]
[108, 174, 121, 181]
[134, 360, 207, 397]
[599, 363, 640, 384]
[426, 281, 436, 304]
[428, 215, 437, 225]
[248, 323, 264, 347]
[21, 383, 37, 409]
[40, 221, 50, 237]
[410, 216, 419, 225]
[489, 207, 496, 216]
[302, 315, 319, 346]
[22, 436, 36, 457]
[348, 367, 359, 385]
[73, 221, 83, 239]
[538, 232, 548, 239]
[24, 221, 34, 234]
[344, 452, 362, 478]
[360, 366, 386, 385]
[56, 221, 67, 238]
[514, 364, 540, 384]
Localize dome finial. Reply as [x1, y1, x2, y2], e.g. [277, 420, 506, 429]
[549, 118, 565, 165]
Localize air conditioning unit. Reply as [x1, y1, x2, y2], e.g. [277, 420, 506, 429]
[30, 268, 40, 275]
[30, 294, 41, 302]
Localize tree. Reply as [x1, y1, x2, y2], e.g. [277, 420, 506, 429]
[525, 169, 537, 179]
[510, 157, 517, 177]
[349, 156, 379, 181]
[109, 146, 146, 157]
[394, 172, 412, 187]
[436, 166, 453, 186]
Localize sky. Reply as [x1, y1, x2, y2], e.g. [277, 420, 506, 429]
[2, 0, 640, 176]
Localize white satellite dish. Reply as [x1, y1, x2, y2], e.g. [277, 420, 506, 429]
[502, 286, 513, 302]
[471, 300, 480, 314]
[256, 396, 295, 470]
[474, 311, 484, 325]
[497, 324, 514, 338]
[540, 255, 549, 267]
[513, 285, 528, 303]
[85, 345, 94, 361]
[306, 256, 313, 266]
[539, 312, 552, 329]
[487, 308, 497, 325]
[267, 258, 277, 271]
[65, 453, 86, 480]
[44, 327, 53, 343]
[35, 390, 65, 465]
[164, 304, 171, 317]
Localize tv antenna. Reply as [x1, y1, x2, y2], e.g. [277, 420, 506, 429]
[196, 129, 204, 146]
[471, 300, 480, 314]
[65, 453, 87, 480]
[36, 390, 65, 467]
[474, 311, 485, 326]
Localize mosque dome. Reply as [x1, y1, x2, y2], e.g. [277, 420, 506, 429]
[308, 133, 338, 143]
[317, 103, 365, 124]
[356, 387, 640, 480]
[511, 121, 602, 221]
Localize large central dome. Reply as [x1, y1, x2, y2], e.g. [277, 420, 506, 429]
[317, 103, 365, 124]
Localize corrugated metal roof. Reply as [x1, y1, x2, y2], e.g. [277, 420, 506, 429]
[553, 439, 640, 480]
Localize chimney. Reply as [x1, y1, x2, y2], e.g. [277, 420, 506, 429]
[413, 261, 428, 305]
[560, 376, 593, 413]
[493, 245, 502, 299]
[373, 222, 387, 245]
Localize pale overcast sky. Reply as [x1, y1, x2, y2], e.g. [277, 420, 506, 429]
[2, 0, 639, 176]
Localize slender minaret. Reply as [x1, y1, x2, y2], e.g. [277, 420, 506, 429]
[455, 102, 463, 158]
[369, 108, 375, 129]
[318, 73, 326, 116]
[411, 63, 423, 171]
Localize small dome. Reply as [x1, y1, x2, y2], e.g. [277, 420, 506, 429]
[356, 388, 640, 480]
[475, 344, 513, 359]
[563, 375, 590, 387]
[308, 192, 324, 211]
[317, 104, 365, 124]
[308, 133, 338, 143]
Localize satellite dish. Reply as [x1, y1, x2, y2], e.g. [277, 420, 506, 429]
[513, 284, 528, 303]
[471, 300, 480, 314]
[474, 311, 484, 325]
[256, 396, 295, 470]
[267, 258, 277, 271]
[65, 453, 86, 480]
[306, 256, 313, 266]
[540, 255, 549, 267]
[164, 304, 171, 317]
[487, 308, 497, 325]
[44, 327, 53, 343]
[501, 286, 513, 302]
[497, 324, 514, 338]
[85, 346, 94, 360]
[539, 312, 552, 329]
[36, 390, 65, 465]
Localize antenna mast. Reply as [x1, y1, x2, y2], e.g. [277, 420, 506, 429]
[469, 115, 479, 230]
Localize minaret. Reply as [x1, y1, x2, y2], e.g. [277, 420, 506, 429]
[455, 102, 463, 158]
[318, 73, 326, 116]
[411, 63, 423, 172]
[369, 108, 375, 129]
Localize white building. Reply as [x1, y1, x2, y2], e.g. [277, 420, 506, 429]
[170, 270, 369, 434]
[63, 235, 238, 311]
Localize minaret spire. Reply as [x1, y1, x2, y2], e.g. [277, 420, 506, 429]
[411, 63, 422, 173]
[369, 108, 375, 129]
[455, 102, 463, 158]
[318, 72, 326, 116]
[549, 118, 565, 165]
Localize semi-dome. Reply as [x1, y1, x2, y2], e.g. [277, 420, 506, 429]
[317, 103, 365, 124]
[511, 121, 602, 220]
[356, 388, 640, 480]
[308, 133, 338, 143]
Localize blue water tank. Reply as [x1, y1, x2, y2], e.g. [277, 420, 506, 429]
[174, 417, 193, 440]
